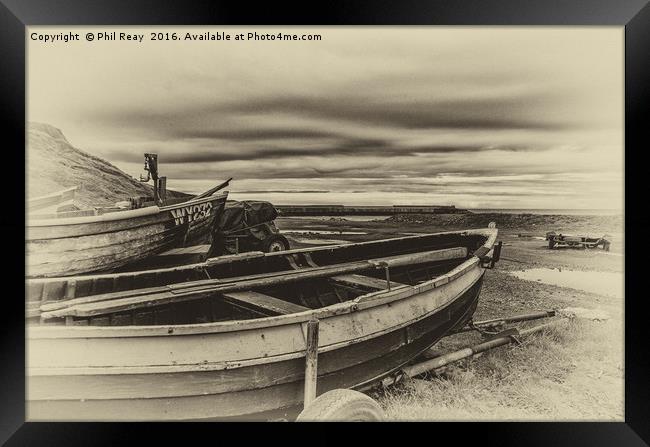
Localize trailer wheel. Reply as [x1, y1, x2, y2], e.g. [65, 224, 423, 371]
[262, 234, 290, 253]
[296, 389, 385, 421]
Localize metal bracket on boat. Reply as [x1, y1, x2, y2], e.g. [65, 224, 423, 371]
[286, 254, 303, 270]
[478, 241, 503, 269]
[303, 253, 319, 268]
[372, 261, 392, 291]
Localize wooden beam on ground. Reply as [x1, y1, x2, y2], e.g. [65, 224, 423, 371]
[222, 291, 309, 315]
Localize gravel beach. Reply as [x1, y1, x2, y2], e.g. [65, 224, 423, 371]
[277, 212, 624, 420]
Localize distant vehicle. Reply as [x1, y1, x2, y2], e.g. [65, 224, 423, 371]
[545, 231, 611, 251]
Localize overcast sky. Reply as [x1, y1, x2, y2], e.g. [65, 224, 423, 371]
[28, 27, 623, 209]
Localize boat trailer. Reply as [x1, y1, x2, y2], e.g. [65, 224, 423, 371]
[377, 310, 567, 389]
[294, 308, 567, 421]
[545, 231, 611, 251]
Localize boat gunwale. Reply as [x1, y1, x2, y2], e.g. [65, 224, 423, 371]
[27, 192, 229, 227]
[28, 228, 497, 339]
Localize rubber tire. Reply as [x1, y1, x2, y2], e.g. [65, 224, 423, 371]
[261, 234, 290, 253]
[296, 389, 385, 422]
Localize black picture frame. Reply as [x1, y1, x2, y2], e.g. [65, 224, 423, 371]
[2, 1, 648, 445]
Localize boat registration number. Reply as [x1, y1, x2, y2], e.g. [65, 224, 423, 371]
[170, 202, 213, 226]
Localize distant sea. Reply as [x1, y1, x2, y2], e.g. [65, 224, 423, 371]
[468, 209, 621, 216]
[280, 209, 622, 221]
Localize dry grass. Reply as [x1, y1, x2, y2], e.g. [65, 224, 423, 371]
[372, 317, 623, 421]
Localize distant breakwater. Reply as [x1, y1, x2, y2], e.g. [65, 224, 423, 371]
[275, 205, 468, 216]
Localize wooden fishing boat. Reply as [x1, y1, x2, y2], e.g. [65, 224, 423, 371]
[26, 228, 500, 421]
[26, 188, 229, 278]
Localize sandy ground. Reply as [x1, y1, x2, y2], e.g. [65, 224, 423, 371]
[276, 214, 624, 421]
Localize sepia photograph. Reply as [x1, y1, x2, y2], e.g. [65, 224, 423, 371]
[25, 26, 624, 422]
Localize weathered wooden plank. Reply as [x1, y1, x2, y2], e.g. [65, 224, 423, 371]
[330, 274, 406, 291]
[159, 245, 212, 256]
[90, 316, 110, 326]
[223, 291, 309, 316]
[367, 246, 467, 268]
[26, 281, 44, 303]
[111, 314, 133, 326]
[27, 227, 187, 278]
[41, 281, 66, 302]
[133, 311, 155, 325]
[64, 280, 77, 302]
[28, 223, 183, 257]
[28, 207, 167, 239]
[149, 245, 212, 268]
[75, 278, 94, 299]
[205, 251, 265, 266]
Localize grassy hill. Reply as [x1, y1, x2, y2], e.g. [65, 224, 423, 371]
[27, 122, 190, 208]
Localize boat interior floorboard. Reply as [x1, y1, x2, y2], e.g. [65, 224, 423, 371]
[329, 274, 406, 291]
[222, 291, 310, 316]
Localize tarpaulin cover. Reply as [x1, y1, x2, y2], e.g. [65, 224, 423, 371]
[217, 200, 279, 233]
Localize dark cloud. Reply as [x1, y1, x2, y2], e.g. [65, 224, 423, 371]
[88, 90, 570, 139]
[226, 95, 569, 131]
[163, 161, 527, 181]
[105, 138, 536, 165]
[173, 128, 337, 141]
[233, 190, 330, 194]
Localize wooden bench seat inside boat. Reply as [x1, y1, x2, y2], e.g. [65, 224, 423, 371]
[222, 291, 309, 316]
[37, 247, 470, 321]
[330, 274, 406, 291]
